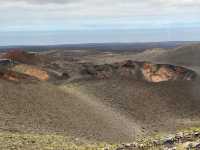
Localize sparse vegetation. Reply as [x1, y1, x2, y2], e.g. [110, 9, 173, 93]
[0, 132, 118, 150]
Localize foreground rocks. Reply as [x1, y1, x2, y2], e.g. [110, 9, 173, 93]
[116, 129, 200, 150]
[81, 60, 197, 83]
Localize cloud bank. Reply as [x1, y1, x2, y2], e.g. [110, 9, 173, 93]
[0, 0, 199, 31]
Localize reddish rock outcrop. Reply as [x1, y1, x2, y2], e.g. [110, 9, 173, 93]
[0, 70, 37, 82]
[1, 50, 41, 65]
[141, 62, 196, 82]
[81, 60, 197, 82]
[12, 64, 49, 81]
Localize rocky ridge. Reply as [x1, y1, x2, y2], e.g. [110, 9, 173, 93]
[81, 60, 197, 83]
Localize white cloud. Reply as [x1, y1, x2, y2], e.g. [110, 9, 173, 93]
[151, 0, 200, 7]
[0, 0, 199, 31]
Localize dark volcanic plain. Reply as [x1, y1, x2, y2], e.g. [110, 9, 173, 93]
[0, 42, 200, 145]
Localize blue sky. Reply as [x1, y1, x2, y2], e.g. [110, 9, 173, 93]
[0, 0, 200, 31]
[0, 0, 200, 45]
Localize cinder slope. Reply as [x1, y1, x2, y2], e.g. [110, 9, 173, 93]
[64, 78, 200, 135]
[1, 77, 199, 143]
[150, 44, 200, 76]
[0, 80, 141, 142]
[154, 44, 200, 66]
[0, 45, 200, 143]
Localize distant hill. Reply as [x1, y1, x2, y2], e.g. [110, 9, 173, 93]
[0, 41, 199, 52]
[154, 44, 200, 67]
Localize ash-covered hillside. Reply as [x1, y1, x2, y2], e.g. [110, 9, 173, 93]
[0, 45, 199, 145]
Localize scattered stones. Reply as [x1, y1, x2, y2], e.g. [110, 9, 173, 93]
[162, 135, 176, 145]
[183, 140, 200, 149]
[115, 130, 200, 150]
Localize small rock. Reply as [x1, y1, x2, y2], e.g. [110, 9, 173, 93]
[162, 135, 175, 145]
[153, 139, 161, 145]
[194, 132, 200, 138]
[130, 142, 138, 148]
[138, 143, 144, 148]
[183, 141, 200, 149]
[193, 141, 200, 148]
[175, 132, 184, 139]
[163, 146, 176, 150]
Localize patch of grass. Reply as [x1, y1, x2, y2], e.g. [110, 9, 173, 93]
[177, 126, 200, 133]
[0, 132, 118, 150]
